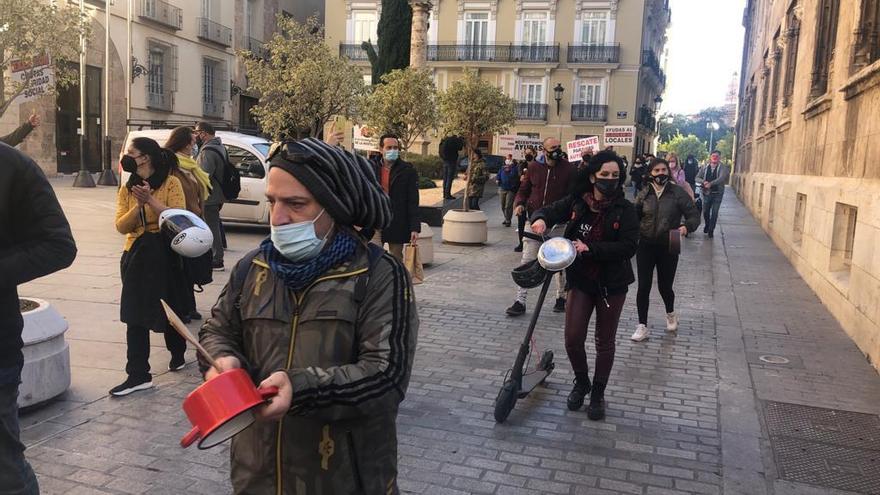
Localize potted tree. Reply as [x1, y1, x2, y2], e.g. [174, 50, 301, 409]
[437, 70, 516, 244]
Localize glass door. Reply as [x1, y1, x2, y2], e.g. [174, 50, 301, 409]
[465, 12, 489, 60]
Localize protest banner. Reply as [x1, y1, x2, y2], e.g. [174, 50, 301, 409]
[497, 134, 543, 160]
[603, 125, 635, 146]
[565, 136, 600, 161]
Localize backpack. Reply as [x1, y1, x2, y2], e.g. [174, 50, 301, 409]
[202, 146, 241, 200]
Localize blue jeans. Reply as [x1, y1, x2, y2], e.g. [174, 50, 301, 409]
[0, 367, 39, 495]
[703, 193, 723, 234]
[442, 161, 457, 197]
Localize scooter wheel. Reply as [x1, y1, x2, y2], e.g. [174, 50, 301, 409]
[538, 350, 554, 372]
[494, 380, 519, 423]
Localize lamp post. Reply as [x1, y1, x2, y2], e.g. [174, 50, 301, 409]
[98, 1, 118, 186]
[73, 0, 96, 188]
[553, 83, 564, 116]
[707, 121, 720, 151]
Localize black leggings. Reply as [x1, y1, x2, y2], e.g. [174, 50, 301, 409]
[564, 288, 627, 385]
[636, 241, 679, 324]
[126, 324, 187, 381]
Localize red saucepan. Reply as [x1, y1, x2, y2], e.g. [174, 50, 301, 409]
[181, 368, 278, 449]
[157, 300, 279, 450]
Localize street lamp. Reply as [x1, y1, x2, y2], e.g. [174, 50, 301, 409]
[553, 83, 564, 116]
[707, 121, 720, 151]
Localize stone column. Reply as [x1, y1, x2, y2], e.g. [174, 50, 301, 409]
[409, 1, 432, 68]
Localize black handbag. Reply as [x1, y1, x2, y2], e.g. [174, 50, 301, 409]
[183, 251, 214, 288]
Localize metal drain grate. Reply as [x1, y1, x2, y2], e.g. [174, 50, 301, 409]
[764, 401, 880, 493]
[765, 401, 880, 450]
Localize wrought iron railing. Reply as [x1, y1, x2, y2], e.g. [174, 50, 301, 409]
[139, 0, 182, 29]
[147, 92, 171, 111]
[426, 44, 559, 63]
[198, 17, 232, 46]
[247, 37, 268, 59]
[571, 104, 608, 122]
[516, 103, 548, 120]
[339, 43, 372, 61]
[638, 107, 657, 129]
[567, 44, 620, 64]
[641, 50, 667, 86]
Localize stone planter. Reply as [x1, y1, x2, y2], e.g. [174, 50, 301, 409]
[417, 222, 434, 265]
[442, 209, 488, 245]
[18, 298, 71, 408]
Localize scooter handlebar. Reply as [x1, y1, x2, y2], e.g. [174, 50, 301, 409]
[522, 231, 545, 242]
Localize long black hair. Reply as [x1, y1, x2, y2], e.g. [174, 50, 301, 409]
[126, 137, 179, 190]
[570, 150, 626, 195]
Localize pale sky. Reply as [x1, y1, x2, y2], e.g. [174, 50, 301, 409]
[662, 0, 747, 115]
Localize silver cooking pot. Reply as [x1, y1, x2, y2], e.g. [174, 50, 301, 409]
[537, 237, 577, 272]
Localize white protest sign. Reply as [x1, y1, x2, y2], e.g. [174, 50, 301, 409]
[603, 125, 635, 146]
[9, 55, 54, 104]
[497, 134, 543, 160]
[565, 136, 600, 161]
[352, 125, 379, 151]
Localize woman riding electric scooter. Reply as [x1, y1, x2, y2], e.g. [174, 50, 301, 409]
[530, 151, 639, 420]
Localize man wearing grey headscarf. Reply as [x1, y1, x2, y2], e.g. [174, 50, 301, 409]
[198, 138, 418, 495]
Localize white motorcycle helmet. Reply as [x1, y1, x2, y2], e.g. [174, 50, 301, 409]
[159, 209, 213, 258]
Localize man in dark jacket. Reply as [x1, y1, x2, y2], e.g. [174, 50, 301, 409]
[0, 143, 77, 494]
[376, 134, 420, 261]
[439, 135, 464, 199]
[695, 150, 730, 238]
[199, 138, 417, 494]
[507, 137, 575, 316]
[195, 122, 228, 271]
[0, 112, 40, 147]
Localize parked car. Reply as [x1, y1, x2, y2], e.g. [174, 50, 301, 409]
[119, 129, 272, 224]
[457, 154, 505, 174]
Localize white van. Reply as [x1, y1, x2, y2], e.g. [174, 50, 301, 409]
[120, 129, 272, 224]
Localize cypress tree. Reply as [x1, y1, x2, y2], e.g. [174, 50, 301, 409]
[362, 0, 412, 84]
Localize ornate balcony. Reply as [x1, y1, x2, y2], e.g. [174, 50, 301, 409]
[571, 104, 608, 122]
[339, 43, 372, 61]
[198, 17, 232, 47]
[138, 0, 182, 30]
[567, 44, 620, 64]
[516, 103, 548, 121]
[427, 44, 559, 63]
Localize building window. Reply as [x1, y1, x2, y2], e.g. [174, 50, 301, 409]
[202, 58, 226, 117]
[769, 39, 782, 120]
[758, 183, 764, 212]
[146, 41, 176, 111]
[782, 6, 801, 108]
[830, 202, 858, 273]
[854, 0, 880, 67]
[793, 193, 807, 245]
[465, 12, 489, 45]
[768, 186, 777, 225]
[520, 79, 545, 104]
[582, 11, 608, 44]
[760, 54, 770, 125]
[577, 80, 603, 105]
[522, 12, 549, 45]
[353, 10, 378, 44]
[810, 0, 841, 97]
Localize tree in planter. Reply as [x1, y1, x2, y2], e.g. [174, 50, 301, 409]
[242, 16, 366, 139]
[437, 70, 516, 211]
[359, 68, 437, 152]
[0, 0, 89, 117]
[362, 0, 412, 84]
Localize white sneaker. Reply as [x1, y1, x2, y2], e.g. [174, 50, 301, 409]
[631, 324, 650, 342]
[666, 312, 679, 332]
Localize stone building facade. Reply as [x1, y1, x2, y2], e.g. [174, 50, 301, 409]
[735, 0, 880, 369]
[325, 0, 671, 159]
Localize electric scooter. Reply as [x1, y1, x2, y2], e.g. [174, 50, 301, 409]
[494, 233, 577, 424]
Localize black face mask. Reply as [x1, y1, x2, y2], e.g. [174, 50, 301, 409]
[547, 149, 563, 162]
[195, 136, 204, 147]
[653, 174, 670, 186]
[594, 178, 619, 196]
[121, 155, 139, 174]
[524, 153, 534, 161]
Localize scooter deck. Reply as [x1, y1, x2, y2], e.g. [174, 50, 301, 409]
[518, 370, 551, 398]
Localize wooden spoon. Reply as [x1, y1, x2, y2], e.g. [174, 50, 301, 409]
[160, 299, 223, 375]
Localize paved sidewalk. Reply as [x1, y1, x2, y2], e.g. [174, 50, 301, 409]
[18, 184, 880, 494]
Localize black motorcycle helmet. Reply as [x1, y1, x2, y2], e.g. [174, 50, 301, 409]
[511, 259, 547, 288]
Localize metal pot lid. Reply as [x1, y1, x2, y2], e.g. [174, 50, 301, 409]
[537, 237, 577, 271]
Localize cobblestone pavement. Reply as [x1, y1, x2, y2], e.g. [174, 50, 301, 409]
[19, 183, 880, 494]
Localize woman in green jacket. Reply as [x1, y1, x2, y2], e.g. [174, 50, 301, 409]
[467, 148, 489, 210]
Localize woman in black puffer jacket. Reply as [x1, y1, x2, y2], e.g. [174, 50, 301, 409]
[530, 151, 639, 421]
[630, 158, 701, 343]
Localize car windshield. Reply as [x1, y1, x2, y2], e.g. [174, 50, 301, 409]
[252, 143, 271, 158]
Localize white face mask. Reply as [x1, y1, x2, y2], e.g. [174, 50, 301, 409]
[270, 209, 331, 262]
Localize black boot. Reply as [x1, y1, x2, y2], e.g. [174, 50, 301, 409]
[587, 381, 606, 421]
[566, 372, 591, 411]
